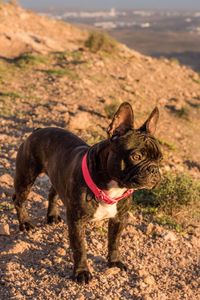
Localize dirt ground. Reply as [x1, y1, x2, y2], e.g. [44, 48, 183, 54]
[0, 3, 200, 300]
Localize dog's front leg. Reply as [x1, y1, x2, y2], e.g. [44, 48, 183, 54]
[67, 212, 92, 284]
[107, 214, 128, 271]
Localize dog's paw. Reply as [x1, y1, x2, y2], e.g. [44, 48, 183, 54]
[47, 215, 62, 224]
[108, 261, 128, 271]
[19, 221, 35, 232]
[74, 270, 93, 284]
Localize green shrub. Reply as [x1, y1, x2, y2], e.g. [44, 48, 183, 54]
[158, 139, 176, 151]
[170, 58, 180, 65]
[0, 91, 24, 116]
[0, 91, 22, 98]
[134, 172, 200, 215]
[85, 31, 118, 53]
[14, 53, 48, 68]
[174, 107, 189, 119]
[53, 51, 68, 60]
[53, 50, 83, 64]
[71, 50, 83, 61]
[41, 69, 79, 80]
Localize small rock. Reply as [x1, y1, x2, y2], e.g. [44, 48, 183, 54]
[143, 296, 152, 300]
[164, 165, 171, 172]
[29, 191, 43, 202]
[138, 269, 148, 277]
[26, 289, 34, 296]
[62, 111, 70, 124]
[1, 192, 6, 198]
[7, 241, 30, 254]
[140, 281, 147, 288]
[164, 231, 177, 242]
[0, 173, 13, 186]
[127, 211, 137, 222]
[144, 275, 155, 285]
[70, 111, 94, 130]
[56, 247, 66, 256]
[153, 224, 164, 235]
[75, 294, 85, 300]
[12, 291, 23, 299]
[10, 151, 17, 159]
[191, 236, 199, 247]
[55, 104, 68, 112]
[145, 223, 154, 235]
[105, 267, 120, 277]
[95, 242, 102, 250]
[158, 98, 168, 105]
[0, 223, 10, 236]
[82, 78, 93, 86]
[95, 60, 104, 68]
[54, 257, 62, 264]
[85, 292, 93, 298]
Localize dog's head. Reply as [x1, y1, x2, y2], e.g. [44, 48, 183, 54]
[106, 102, 162, 190]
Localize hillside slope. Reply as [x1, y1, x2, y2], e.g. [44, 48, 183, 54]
[0, 2, 87, 57]
[0, 3, 200, 300]
[0, 4, 199, 175]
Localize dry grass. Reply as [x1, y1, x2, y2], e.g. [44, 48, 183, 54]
[85, 31, 118, 53]
[133, 172, 200, 229]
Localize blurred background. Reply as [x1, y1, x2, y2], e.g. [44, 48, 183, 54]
[18, 0, 200, 71]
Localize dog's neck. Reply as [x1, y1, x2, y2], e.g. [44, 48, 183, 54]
[103, 180, 127, 198]
[87, 140, 112, 190]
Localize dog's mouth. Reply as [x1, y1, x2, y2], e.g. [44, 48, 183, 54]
[115, 172, 161, 190]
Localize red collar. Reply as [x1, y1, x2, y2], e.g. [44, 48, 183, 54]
[81, 153, 134, 205]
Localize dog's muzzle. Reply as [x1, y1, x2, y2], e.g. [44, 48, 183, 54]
[124, 163, 161, 188]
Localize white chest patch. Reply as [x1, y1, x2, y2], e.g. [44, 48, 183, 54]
[105, 180, 127, 199]
[92, 202, 117, 221]
[92, 180, 127, 222]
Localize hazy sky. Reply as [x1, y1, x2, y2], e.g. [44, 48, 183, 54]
[19, 0, 200, 11]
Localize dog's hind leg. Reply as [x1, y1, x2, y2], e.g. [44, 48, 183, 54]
[47, 186, 62, 224]
[13, 144, 42, 231]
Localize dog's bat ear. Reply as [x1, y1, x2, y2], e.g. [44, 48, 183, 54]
[107, 102, 134, 137]
[139, 107, 159, 135]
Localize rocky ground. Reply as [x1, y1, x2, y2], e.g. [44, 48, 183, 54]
[0, 2, 200, 300]
[0, 185, 199, 300]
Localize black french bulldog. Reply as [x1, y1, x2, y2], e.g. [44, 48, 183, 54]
[13, 102, 162, 284]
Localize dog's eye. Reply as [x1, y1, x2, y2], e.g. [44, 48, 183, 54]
[131, 153, 142, 161]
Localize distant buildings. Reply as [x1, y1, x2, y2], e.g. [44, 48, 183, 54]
[42, 8, 200, 33]
[62, 8, 119, 19]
